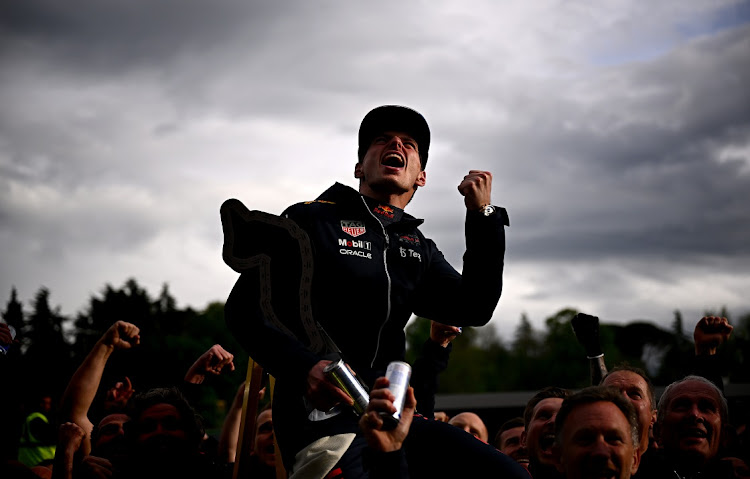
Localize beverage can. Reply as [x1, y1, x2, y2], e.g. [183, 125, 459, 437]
[379, 361, 412, 430]
[323, 359, 369, 415]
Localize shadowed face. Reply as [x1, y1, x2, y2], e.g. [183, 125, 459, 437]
[657, 380, 723, 466]
[602, 371, 655, 453]
[94, 413, 131, 462]
[254, 409, 275, 467]
[498, 426, 529, 467]
[558, 401, 640, 479]
[133, 403, 191, 464]
[523, 397, 564, 467]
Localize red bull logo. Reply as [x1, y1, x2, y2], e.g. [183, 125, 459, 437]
[374, 205, 395, 219]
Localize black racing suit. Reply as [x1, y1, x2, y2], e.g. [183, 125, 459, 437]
[225, 182, 517, 477]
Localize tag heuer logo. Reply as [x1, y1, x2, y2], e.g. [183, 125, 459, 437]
[341, 220, 366, 238]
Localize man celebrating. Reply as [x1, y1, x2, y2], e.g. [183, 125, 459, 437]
[522, 386, 571, 479]
[647, 375, 734, 478]
[554, 386, 641, 479]
[224, 105, 516, 478]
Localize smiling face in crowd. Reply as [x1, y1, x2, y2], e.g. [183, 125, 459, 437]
[657, 379, 723, 466]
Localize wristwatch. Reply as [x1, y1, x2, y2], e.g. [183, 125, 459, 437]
[479, 204, 496, 216]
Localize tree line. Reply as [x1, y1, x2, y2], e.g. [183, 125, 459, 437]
[3, 278, 749, 429]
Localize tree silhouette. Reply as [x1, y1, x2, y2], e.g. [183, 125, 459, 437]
[21, 287, 72, 398]
[2, 287, 24, 333]
[3, 280, 748, 430]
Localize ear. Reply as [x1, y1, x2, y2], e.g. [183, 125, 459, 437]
[520, 430, 527, 448]
[354, 162, 364, 179]
[630, 446, 641, 475]
[414, 169, 426, 188]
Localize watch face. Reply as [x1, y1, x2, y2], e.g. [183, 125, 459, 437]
[483, 205, 495, 216]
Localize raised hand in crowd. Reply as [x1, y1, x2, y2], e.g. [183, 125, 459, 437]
[51, 422, 86, 479]
[217, 381, 267, 465]
[184, 344, 236, 384]
[103, 376, 134, 412]
[571, 312, 608, 385]
[59, 321, 140, 457]
[694, 315, 733, 356]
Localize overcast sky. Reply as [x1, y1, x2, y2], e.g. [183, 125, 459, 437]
[2, 0, 749, 343]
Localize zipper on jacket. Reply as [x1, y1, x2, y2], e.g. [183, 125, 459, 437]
[360, 195, 392, 368]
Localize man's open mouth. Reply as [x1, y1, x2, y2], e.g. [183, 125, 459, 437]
[382, 152, 405, 168]
[540, 434, 556, 452]
[683, 427, 708, 439]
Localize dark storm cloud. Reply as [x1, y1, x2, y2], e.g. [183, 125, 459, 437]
[0, 0, 284, 72]
[0, 0, 747, 331]
[416, 24, 750, 263]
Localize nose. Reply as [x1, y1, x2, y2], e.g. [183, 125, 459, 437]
[590, 436, 611, 458]
[687, 404, 704, 422]
[548, 412, 558, 425]
[386, 135, 404, 150]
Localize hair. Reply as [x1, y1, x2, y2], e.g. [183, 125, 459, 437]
[494, 416, 525, 448]
[555, 385, 640, 448]
[657, 375, 728, 426]
[601, 363, 656, 411]
[523, 386, 572, 429]
[127, 387, 204, 448]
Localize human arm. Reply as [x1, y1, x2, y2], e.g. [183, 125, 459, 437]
[571, 313, 608, 385]
[691, 315, 733, 391]
[412, 171, 509, 326]
[217, 382, 257, 464]
[410, 321, 460, 419]
[59, 321, 140, 456]
[51, 422, 86, 479]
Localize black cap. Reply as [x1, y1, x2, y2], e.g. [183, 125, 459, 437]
[358, 105, 430, 169]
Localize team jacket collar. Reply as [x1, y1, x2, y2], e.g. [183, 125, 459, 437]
[318, 183, 425, 228]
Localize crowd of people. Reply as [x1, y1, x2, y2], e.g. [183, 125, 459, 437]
[1, 313, 746, 479]
[1, 105, 748, 478]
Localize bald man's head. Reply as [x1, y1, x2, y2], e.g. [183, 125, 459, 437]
[449, 412, 489, 443]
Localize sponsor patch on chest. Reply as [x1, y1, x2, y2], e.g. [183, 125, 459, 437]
[399, 246, 422, 262]
[398, 234, 421, 245]
[341, 220, 366, 238]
